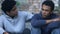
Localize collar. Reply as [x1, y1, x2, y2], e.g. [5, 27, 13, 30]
[3, 13, 18, 19]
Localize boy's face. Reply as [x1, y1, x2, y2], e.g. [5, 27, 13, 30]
[7, 5, 18, 17]
[41, 4, 52, 18]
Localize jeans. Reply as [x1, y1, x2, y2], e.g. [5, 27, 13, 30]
[31, 26, 41, 34]
[31, 26, 60, 34]
[51, 28, 60, 34]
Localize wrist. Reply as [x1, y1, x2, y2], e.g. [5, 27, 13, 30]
[3, 32, 9, 34]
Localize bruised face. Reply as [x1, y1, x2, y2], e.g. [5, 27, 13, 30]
[41, 4, 52, 18]
[7, 5, 18, 17]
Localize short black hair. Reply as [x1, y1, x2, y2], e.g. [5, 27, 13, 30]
[1, 0, 16, 13]
[42, 0, 55, 11]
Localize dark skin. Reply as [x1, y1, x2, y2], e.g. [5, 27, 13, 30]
[3, 5, 18, 34]
[3, 32, 9, 34]
[41, 4, 60, 24]
[41, 5, 60, 34]
[6, 5, 18, 18]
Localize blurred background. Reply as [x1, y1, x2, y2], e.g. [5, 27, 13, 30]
[0, 0, 60, 14]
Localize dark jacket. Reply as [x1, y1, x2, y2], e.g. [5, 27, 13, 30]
[31, 13, 60, 34]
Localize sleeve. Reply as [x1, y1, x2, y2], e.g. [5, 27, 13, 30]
[0, 17, 5, 34]
[31, 14, 46, 28]
[26, 12, 34, 21]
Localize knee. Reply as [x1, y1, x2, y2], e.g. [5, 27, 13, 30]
[51, 28, 60, 34]
[31, 26, 41, 34]
[47, 22, 60, 29]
